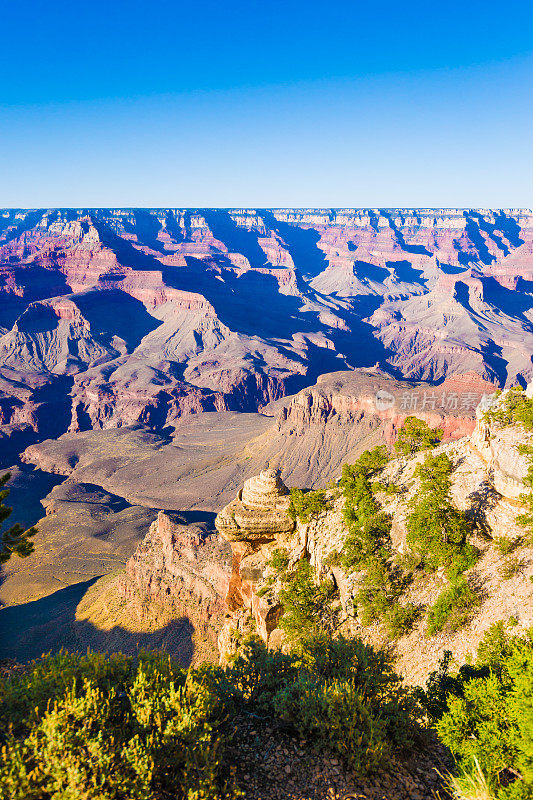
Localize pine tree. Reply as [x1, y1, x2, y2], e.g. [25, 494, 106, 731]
[0, 472, 37, 563]
[394, 416, 443, 456]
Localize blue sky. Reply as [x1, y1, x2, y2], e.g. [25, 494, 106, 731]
[1, 0, 532, 208]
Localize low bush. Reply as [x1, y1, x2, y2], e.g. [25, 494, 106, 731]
[426, 577, 480, 636]
[0, 471, 37, 563]
[429, 625, 533, 799]
[384, 602, 419, 639]
[0, 651, 235, 800]
[494, 535, 521, 556]
[232, 634, 420, 773]
[517, 444, 533, 543]
[499, 555, 525, 580]
[0, 634, 424, 797]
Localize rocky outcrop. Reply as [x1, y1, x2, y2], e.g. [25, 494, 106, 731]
[215, 468, 298, 656]
[276, 370, 497, 448]
[471, 403, 532, 501]
[118, 510, 232, 663]
[214, 392, 533, 676]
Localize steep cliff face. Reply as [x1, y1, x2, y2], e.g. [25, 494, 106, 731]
[117, 510, 232, 663]
[2, 208, 533, 454]
[215, 392, 533, 678]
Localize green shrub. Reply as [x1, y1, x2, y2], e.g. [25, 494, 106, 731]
[0, 636, 424, 792]
[0, 471, 37, 563]
[406, 453, 478, 574]
[384, 602, 419, 639]
[426, 577, 481, 636]
[267, 547, 289, 577]
[338, 448, 410, 634]
[499, 555, 525, 580]
[372, 478, 403, 496]
[434, 626, 533, 798]
[394, 416, 443, 456]
[323, 548, 341, 568]
[355, 555, 404, 626]
[484, 387, 533, 430]
[517, 444, 533, 542]
[494, 535, 521, 556]
[339, 450, 392, 571]
[226, 636, 299, 709]
[288, 488, 330, 523]
[274, 674, 389, 772]
[278, 558, 338, 641]
[269, 635, 420, 772]
[0, 649, 137, 736]
[0, 651, 236, 800]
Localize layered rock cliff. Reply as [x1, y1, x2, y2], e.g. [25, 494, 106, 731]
[2, 208, 533, 455]
[117, 510, 232, 663]
[214, 390, 533, 681]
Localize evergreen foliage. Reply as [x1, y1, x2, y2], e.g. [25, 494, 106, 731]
[339, 448, 413, 635]
[481, 388, 533, 544]
[425, 576, 480, 636]
[421, 624, 533, 799]
[288, 488, 330, 523]
[383, 602, 420, 639]
[0, 638, 422, 797]
[0, 650, 235, 800]
[267, 551, 338, 641]
[0, 472, 37, 564]
[339, 448, 392, 571]
[517, 444, 533, 543]
[483, 387, 533, 430]
[394, 416, 443, 456]
[406, 453, 478, 574]
[227, 635, 420, 772]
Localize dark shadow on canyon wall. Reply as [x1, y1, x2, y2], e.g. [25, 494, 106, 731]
[92, 216, 165, 272]
[1, 210, 45, 246]
[0, 464, 65, 532]
[459, 214, 495, 266]
[386, 259, 428, 287]
[495, 211, 525, 249]
[0, 578, 195, 666]
[380, 211, 432, 257]
[202, 209, 268, 269]
[469, 211, 510, 257]
[260, 209, 329, 278]
[74, 289, 163, 352]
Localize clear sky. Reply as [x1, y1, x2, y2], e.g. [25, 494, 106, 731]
[1, 0, 533, 208]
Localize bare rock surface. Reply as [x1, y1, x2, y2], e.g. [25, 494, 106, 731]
[2, 208, 533, 453]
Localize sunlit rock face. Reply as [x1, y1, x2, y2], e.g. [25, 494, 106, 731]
[215, 468, 294, 542]
[215, 468, 296, 656]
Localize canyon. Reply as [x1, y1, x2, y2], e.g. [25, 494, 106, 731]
[1, 208, 533, 455]
[1, 207, 533, 666]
